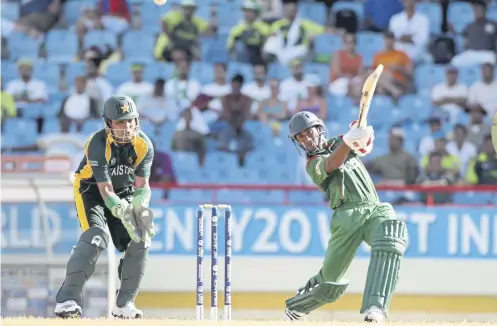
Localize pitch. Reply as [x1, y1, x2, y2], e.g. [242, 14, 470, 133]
[2, 319, 496, 326]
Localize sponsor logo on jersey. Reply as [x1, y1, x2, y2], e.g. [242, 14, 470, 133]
[110, 165, 134, 177]
[315, 159, 322, 175]
[89, 160, 98, 167]
[338, 157, 361, 173]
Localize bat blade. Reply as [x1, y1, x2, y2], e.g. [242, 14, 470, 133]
[358, 64, 384, 128]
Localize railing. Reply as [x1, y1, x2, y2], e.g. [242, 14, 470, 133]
[150, 182, 497, 206]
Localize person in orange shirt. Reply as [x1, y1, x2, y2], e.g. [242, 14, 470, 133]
[372, 31, 413, 101]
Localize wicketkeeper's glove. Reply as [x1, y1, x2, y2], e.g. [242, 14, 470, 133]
[110, 199, 142, 243]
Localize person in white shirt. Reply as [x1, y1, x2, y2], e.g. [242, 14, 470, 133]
[138, 78, 171, 126]
[279, 59, 309, 112]
[418, 116, 443, 156]
[6, 58, 48, 110]
[59, 76, 99, 132]
[164, 60, 201, 122]
[467, 63, 497, 118]
[241, 63, 271, 115]
[83, 58, 114, 112]
[116, 63, 153, 103]
[430, 65, 468, 124]
[446, 124, 477, 177]
[201, 62, 231, 124]
[388, 0, 430, 63]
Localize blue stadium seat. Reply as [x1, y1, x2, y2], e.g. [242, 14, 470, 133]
[453, 192, 494, 205]
[227, 62, 253, 82]
[356, 32, 384, 66]
[105, 62, 133, 86]
[398, 95, 434, 123]
[171, 151, 200, 173]
[2, 1, 20, 21]
[63, 0, 93, 26]
[2, 118, 38, 147]
[314, 34, 342, 60]
[201, 34, 229, 63]
[204, 152, 239, 169]
[414, 64, 445, 94]
[488, 3, 497, 21]
[33, 61, 60, 93]
[46, 30, 78, 63]
[82, 119, 102, 136]
[191, 62, 215, 84]
[39, 99, 63, 118]
[459, 65, 480, 85]
[122, 31, 156, 63]
[65, 62, 86, 83]
[7, 32, 42, 60]
[305, 63, 330, 84]
[299, 2, 328, 25]
[448, 1, 474, 34]
[42, 118, 61, 134]
[143, 62, 175, 82]
[139, 3, 163, 33]
[332, 1, 364, 22]
[83, 30, 118, 52]
[417, 2, 442, 35]
[1, 61, 18, 83]
[217, 5, 242, 29]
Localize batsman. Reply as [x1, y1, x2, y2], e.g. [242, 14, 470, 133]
[54, 95, 155, 319]
[285, 67, 408, 323]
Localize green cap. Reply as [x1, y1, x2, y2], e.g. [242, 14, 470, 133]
[242, 0, 261, 11]
[102, 95, 139, 121]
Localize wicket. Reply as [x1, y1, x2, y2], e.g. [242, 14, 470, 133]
[196, 204, 232, 321]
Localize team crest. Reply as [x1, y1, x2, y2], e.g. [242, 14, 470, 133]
[128, 157, 135, 165]
[121, 102, 130, 113]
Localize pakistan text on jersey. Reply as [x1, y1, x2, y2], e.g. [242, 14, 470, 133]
[110, 165, 134, 177]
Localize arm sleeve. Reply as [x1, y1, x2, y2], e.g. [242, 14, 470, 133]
[86, 136, 111, 183]
[305, 156, 328, 185]
[134, 136, 155, 178]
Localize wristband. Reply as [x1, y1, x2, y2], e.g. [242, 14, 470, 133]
[104, 194, 122, 212]
[132, 187, 151, 208]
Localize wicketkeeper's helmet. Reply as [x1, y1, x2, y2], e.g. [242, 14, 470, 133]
[102, 95, 140, 143]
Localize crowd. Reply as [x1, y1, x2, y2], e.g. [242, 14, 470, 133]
[1, 0, 496, 205]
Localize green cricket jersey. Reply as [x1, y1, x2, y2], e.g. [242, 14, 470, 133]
[74, 129, 154, 193]
[306, 137, 379, 209]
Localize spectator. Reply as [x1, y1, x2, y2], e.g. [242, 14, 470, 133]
[156, 0, 215, 62]
[5, 58, 48, 111]
[116, 63, 153, 103]
[446, 124, 477, 177]
[366, 128, 418, 185]
[373, 31, 413, 101]
[420, 132, 461, 174]
[295, 75, 327, 120]
[82, 52, 114, 111]
[279, 59, 310, 112]
[257, 79, 288, 124]
[260, 0, 283, 24]
[164, 60, 201, 122]
[431, 65, 468, 124]
[59, 76, 100, 132]
[388, 0, 430, 63]
[149, 143, 177, 200]
[415, 152, 458, 205]
[465, 106, 491, 147]
[242, 63, 271, 116]
[364, 0, 403, 32]
[227, 1, 269, 64]
[264, 2, 327, 65]
[1, 80, 17, 122]
[201, 63, 231, 124]
[467, 63, 497, 118]
[17, 0, 63, 38]
[466, 134, 497, 185]
[328, 32, 364, 98]
[76, 0, 131, 38]
[219, 74, 254, 164]
[418, 117, 443, 156]
[451, 0, 497, 67]
[172, 108, 208, 165]
[138, 78, 170, 126]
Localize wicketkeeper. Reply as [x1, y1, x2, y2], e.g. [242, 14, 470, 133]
[54, 95, 155, 319]
[285, 111, 409, 322]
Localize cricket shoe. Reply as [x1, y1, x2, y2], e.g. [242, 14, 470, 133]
[285, 308, 306, 321]
[112, 302, 144, 319]
[54, 300, 82, 318]
[364, 306, 386, 323]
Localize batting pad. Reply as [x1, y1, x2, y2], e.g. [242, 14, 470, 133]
[286, 280, 349, 315]
[361, 220, 408, 314]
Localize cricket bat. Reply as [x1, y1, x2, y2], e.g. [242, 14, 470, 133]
[357, 64, 384, 128]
